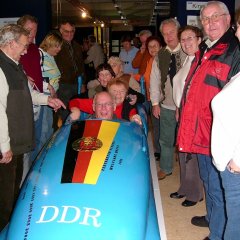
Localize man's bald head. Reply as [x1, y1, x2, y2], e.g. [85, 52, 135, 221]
[93, 92, 116, 120]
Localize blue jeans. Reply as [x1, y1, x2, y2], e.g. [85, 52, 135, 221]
[197, 154, 226, 240]
[40, 105, 54, 147]
[22, 106, 44, 183]
[220, 168, 240, 240]
[30, 106, 44, 162]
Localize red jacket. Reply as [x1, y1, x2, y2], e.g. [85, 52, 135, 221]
[177, 28, 240, 155]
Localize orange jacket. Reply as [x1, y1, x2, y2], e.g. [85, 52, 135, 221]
[132, 50, 152, 76]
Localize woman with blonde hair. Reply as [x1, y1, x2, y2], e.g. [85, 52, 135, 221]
[39, 32, 63, 145]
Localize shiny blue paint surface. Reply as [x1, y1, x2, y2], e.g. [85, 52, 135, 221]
[0, 120, 160, 240]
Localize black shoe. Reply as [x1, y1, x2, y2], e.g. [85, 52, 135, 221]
[191, 216, 209, 227]
[182, 198, 203, 207]
[182, 200, 197, 207]
[154, 152, 160, 161]
[170, 192, 185, 199]
[158, 170, 172, 180]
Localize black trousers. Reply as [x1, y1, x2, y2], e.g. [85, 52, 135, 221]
[0, 154, 23, 231]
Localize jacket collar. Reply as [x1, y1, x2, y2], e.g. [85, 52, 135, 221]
[200, 27, 236, 52]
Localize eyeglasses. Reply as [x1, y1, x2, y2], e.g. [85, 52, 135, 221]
[16, 41, 29, 50]
[148, 44, 159, 49]
[201, 13, 227, 25]
[95, 102, 114, 108]
[180, 36, 197, 43]
[99, 72, 112, 78]
[61, 29, 75, 34]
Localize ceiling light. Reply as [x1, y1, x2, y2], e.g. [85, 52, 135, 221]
[101, 22, 105, 27]
[81, 11, 87, 18]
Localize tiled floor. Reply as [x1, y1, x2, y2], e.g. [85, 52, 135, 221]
[158, 159, 209, 240]
[148, 128, 209, 240]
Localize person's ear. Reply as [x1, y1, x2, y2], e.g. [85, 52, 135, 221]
[226, 14, 231, 25]
[92, 103, 96, 112]
[197, 37, 202, 45]
[113, 103, 116, 111]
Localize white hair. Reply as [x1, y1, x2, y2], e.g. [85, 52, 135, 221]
[200, 1, 229, 19]
[159, 18, 180, 34]
[0, 24, 29, 47]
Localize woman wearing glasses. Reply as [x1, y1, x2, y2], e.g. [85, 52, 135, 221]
[171, 26, 204, 207]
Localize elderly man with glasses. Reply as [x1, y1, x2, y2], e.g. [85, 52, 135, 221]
[0, 24, 65, 231]
[177, 1, 240, 240]
[70, 91, 117, 121]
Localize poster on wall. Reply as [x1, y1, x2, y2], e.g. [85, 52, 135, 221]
[187, 15, 202, 28]
[111, 40, 120, 53]
[186, 1, 207, 11]
[0, 17, 19, 27]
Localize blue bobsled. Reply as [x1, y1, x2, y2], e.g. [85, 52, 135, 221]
[0, 119, 160, 240]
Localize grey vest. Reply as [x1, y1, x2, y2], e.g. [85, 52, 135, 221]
[158, 47, 187, 101]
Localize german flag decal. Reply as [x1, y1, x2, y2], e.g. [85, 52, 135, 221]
[61, 120, 120, 184]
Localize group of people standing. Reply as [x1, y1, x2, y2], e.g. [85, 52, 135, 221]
[113, 1, 240, 240]
[150, 1, 239, 240]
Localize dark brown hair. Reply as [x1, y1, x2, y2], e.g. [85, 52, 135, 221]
[96, 63, 115, 79]
[59, 21, 75, 28]
[121, 35, 132, 43]
[178, 25, 203, 40]
[146, 36, 162, 50]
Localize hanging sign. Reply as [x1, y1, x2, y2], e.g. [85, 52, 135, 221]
[186, 1, 207, 11]
[0, 17, 19, 27]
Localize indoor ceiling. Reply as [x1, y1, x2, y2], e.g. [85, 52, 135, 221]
[51, 0, 172, 29]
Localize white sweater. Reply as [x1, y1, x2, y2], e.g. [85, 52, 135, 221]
[172, 55, 194, 108]
[0, 67, 48, 154]
[211, 71, 240, 171]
